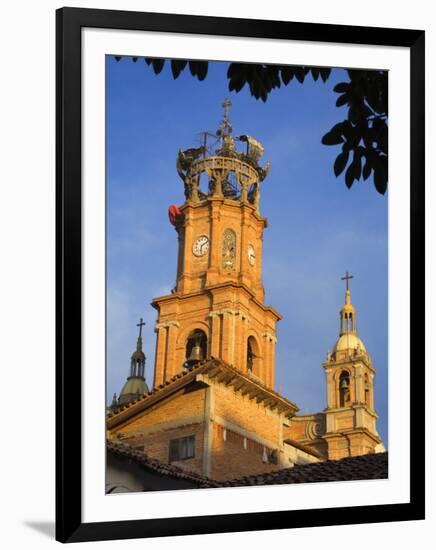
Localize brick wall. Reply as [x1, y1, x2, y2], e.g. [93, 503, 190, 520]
[212, 382, 281, 443]
[109, 387, 207, 475]
[211, 422, 280, 480]
[208, 381, 284, 480]
[109, 387, 206, 435]
[141, 422, 205, 474]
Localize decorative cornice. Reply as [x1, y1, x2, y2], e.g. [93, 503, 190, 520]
[208, 308, 250, 322]
[151, 282, 282, 321]
[262, 331, 277, 343]
[220, 308, 239, 316]
[155, 320, 180, 331]
[107, 357, 299, 429]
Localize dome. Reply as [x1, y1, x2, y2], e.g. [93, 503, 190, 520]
[119, 376, 148, 399]
[332, 333, 366, 353]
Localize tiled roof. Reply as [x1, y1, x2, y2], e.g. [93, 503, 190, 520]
[283, 437, 324, 459]
[108, 439, 387, 489]
[219, 452, 388, 486]
[107, 362, 203, 418]
[107, 440, 221, 488]
[107, 357, 299, 429]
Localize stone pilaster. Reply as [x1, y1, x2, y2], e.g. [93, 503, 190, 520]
[262, 331, 277, 389]
[153, 325, 168, 387]
[165, 321, 180, 378]
[209, 310, 222, 358]
[205, 200, 222, 287]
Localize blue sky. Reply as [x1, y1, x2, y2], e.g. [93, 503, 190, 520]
[106, 57, 388, 446]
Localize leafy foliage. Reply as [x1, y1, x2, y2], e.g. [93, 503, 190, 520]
[226, 63, 331, 101]
[321, 70, 388, 194]
[114, 57, 387, 194]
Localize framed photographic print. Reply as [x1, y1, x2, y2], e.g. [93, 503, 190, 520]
[56, 7, 425, 543]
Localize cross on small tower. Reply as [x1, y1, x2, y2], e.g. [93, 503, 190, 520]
[136, 317, 146, 338]
[341, 271, 354, 291]
[222, 98, 232, 120]
[219, 98, 233, 137]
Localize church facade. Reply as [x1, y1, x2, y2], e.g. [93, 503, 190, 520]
[107, 101, 384, 482]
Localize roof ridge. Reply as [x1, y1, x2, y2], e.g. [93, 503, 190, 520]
[220, 452, 388, 486]
[108, 359, 212, 418]
[107, 439, 221, 487]
[108, 357, 299, 427]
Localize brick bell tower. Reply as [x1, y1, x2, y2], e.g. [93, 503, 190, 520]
[152, 100, 281, 390]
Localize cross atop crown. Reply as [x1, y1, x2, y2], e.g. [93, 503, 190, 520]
[223, 97, 231, 115]
[341, 271, 354, 292]
[219, 98, 233, 136]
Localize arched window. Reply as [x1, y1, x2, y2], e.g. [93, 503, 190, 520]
[246, 336, 261, 377]
[339, 371, 351, 407]
[185, 329, 208, 367]
[247, 338, 255, 372]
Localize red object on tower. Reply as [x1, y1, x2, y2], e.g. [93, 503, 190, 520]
[168, 204, 183, 226]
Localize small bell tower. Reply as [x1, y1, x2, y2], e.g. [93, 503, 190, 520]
[152, 100, 281, 390]
[322, 273, 383, 459]
[117, 318, 149, 406]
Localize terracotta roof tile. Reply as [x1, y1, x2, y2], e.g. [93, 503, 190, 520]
[107, 357, 298, 428]
[220, 452, 388, 487]
[107, 440, 221, 488]
[108, 439, 387, 489]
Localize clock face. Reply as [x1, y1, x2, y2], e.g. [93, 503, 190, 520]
[247, 244, 256, 266]
[193, 235, 209, 257]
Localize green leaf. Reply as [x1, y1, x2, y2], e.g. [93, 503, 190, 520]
[334, 151, 349, 176]
[311, 68, 320, 81]
[293, 67, 306, 83]
[267, 66, 281, 89]
[229, 75, 247, 92]
[188, 61, 198, 77]
[345, 163, 355, 188]
[336, 94, 348, 107]
[362, 158, 372, 180]
[322, 132, 344, 146]
[353, 152, 362, 180]
[197, 62, 208, 81]
[280, 67, 294, 85]
[321, 122, 345, 145]
[171, 60, 187, 79]
[319, 68, 331, 82]
[372, 155, 387, 194]
[374, 163, 387, 194]
[334, 82, 349, 93]
[151, 58, 165, 74]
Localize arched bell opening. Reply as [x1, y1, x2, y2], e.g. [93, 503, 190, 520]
[364, 373, 371, 407]
[246, 336, 262, 378]
[339, 370, 351, 407]
[185, 329, 208, 368]
[130, 357, 145, 378]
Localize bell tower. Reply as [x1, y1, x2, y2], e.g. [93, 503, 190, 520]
[152, 100, 281, 390]
[323, 273, 383, 459]
[115, 318, 149, 407]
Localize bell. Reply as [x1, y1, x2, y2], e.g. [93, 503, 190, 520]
[187, 339, 204, 366]
[340, 378, 349, 390]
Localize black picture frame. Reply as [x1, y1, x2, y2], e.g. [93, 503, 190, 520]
[56, 7, 425, 543]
